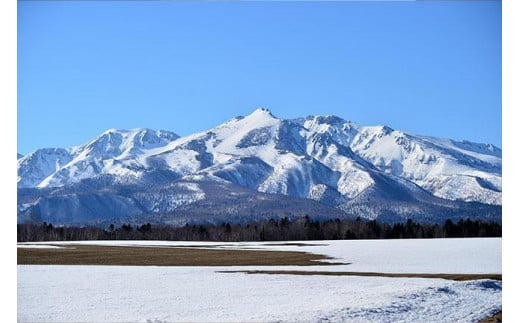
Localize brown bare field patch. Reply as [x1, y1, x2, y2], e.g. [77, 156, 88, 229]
[17, 245, 340, 266]
[262, 242, 328, 247]
[480, 311, 502, 323]
[220, 270, 502, 281]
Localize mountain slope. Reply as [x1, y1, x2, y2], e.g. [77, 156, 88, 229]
[349, 126, 501, 205]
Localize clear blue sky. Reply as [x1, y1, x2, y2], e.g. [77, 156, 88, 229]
[18, 0, 501, 154]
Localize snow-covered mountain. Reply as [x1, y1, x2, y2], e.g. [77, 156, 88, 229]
[17, 109, 501, 225]
[18, 128, 180, 188]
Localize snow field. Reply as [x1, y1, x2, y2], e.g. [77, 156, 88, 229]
[18, 238, 501, 322]
[18, 265, 501, 323]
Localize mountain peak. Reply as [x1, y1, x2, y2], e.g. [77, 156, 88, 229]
[100, 128, 146, 136]
[102, 128, 124, 135]
[250, 108, 275, 118]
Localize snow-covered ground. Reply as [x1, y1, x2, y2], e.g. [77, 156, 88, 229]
[18, 238, 501, 322]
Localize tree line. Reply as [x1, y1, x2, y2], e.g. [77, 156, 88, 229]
[17, 216, 501, 242]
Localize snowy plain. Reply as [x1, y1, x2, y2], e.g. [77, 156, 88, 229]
[18, 238, 501, 322]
